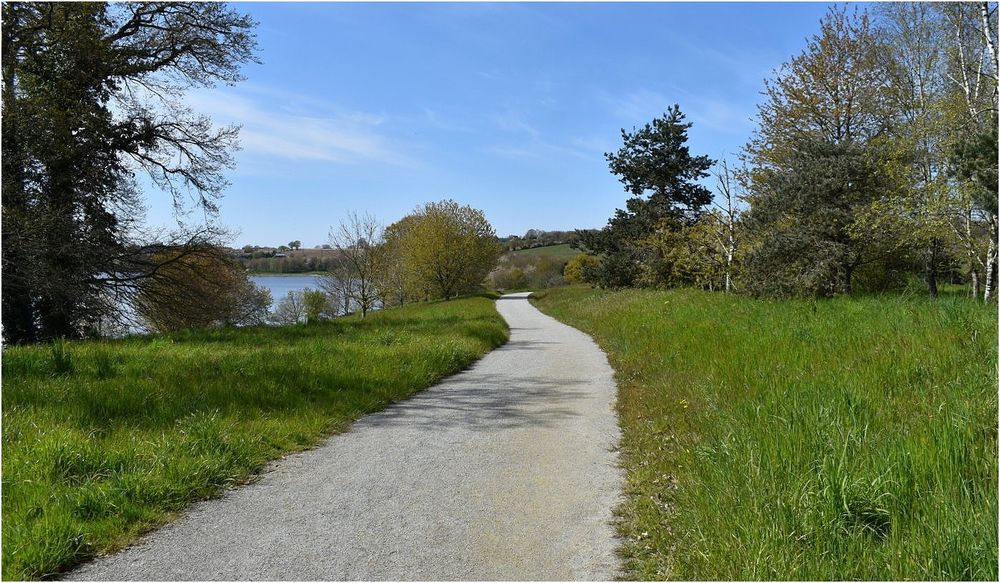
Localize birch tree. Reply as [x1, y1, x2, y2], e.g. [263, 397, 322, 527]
[937, 2, 998, 301]
[710, 158, 744, 293]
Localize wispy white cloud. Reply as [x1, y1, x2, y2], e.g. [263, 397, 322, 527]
[603, 89, 675, 123]
[571, 136, 615, 155]
[687, 98, 755, 134]
[487, 108, 603, 161]
[184, 86, 413, 168]
[487, 137, 596, 162]
[598, 88, 754, 134]
[492, 109, 541, 138]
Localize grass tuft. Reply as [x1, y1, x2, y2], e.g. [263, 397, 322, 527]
[49, 340, 74, 376]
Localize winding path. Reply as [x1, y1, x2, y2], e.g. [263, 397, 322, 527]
[70, 292, 622, 581]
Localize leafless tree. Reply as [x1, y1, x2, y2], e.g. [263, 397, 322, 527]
[271, 290, 306, 326]
[711, 158, 745, 293]
[324, 212, 385, 318]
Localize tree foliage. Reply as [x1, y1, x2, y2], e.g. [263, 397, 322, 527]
[1, 2, 257, 343]
[136, 248, 271, 332]
[385, 200, 500, 300]
[563, 254, 601, 285]
[744, 139, 894, 297]
[577, 105, 714, 287]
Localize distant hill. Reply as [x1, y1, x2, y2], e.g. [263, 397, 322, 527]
[499, 228, 596, 252]
[504, 244, 581, 262]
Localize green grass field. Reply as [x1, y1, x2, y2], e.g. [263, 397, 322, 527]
[505, 243, 581, 262]
[532, 286, 997, 580]
[1, 296, 508, 580]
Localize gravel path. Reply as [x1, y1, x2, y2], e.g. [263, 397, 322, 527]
[69, 292, 622, 581]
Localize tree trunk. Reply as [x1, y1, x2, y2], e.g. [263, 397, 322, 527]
[981, 2, 998, 76]
[926, 270, 939, 299]
[843, 263, 854, 295]
[963, 210, 984, 299]
[985, 232, 997, 302]
[925, 238, 940, 298]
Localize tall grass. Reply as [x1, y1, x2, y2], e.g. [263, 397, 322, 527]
[532, 286, 997, 580]
[1, 296, 508, 580]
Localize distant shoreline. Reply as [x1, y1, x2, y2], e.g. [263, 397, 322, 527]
[248, 271, 327, 276]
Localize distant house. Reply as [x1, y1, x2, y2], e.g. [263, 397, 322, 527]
[274, 253, 287, 258]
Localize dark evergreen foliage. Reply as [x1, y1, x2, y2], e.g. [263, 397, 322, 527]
[743, 138, 888, 297]
[576, 105, 714, 287]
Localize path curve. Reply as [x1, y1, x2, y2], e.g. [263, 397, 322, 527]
[69, 292, 622, 581]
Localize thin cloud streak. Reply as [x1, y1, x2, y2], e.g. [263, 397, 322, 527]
[185, 88, 415, 168]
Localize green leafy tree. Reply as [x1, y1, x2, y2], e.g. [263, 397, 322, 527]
[302, 289, 327, 323]
[385, 200, 500, 300]
[563, 254, 601, 284]
[742, 6, 915, 297]
[949, 118, 999, 301]
[577, 105, 714, 287]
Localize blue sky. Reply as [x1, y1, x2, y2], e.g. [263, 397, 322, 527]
[150, 2, 833, 247]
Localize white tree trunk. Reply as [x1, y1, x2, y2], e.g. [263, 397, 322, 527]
[981, 2, 998, 76]
[985, 221, 997, 302]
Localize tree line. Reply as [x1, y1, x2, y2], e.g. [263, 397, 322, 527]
[576, 4, 998, 301]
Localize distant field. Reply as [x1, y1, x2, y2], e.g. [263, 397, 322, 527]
[1, 296, 508, 580]
[532, 286, 997, 580]
[504, 244, 581, 261]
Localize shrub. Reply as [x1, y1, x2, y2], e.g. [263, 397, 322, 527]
[564, 254, 601, 284]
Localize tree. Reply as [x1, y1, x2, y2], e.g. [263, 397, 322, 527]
[577, 105, 714, 287]
[563, 254, 601, 284]
[136, 247, 271, 332]
[742, 6, 917, 297]
[1, 3, 257, 343]
[744, 138, 890, 297]
[710, 158, 745, 292]
[302, 289, 327, 323]
[288, 240, 302, 250]
[747, 6, 896, 170]
[868, 3, 998, 300]
[385, 200, 501, 300]
[373, 231, 409, 308]
[271, 291, 306, 326]
[949, 119, 999, 301]
[325, 212, 384, 318]
[319, 276, 353, 318]
[937, 2, 998, 301]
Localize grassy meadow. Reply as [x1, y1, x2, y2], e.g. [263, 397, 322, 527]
[506, 243, 581, 262]
[1, 296, 508, 580]
[532, 286, 997, 580]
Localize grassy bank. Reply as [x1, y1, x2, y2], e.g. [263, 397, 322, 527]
[1, 296, 508, 580]
[532, 286, 997, 580]
[506, 243, 581, 262]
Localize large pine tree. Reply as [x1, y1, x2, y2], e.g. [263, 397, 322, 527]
[577, 105, 713, 287]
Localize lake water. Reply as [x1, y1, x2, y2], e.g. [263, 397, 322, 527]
[249, 274, 323, 301]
